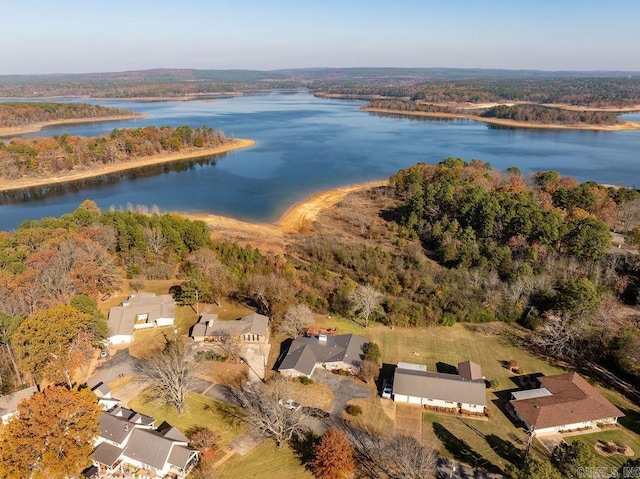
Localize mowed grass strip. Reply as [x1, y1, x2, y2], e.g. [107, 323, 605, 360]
[128, 391, 246, 443]
[217, 440, 313, 479]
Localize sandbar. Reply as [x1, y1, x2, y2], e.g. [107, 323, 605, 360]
[0, 114, 146, 137]
[0, 139, 255, 193]
[361, 107, 640, 131]
[184, 180, 388, 255]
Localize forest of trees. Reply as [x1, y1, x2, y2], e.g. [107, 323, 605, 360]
[366, 100, 622, 125]
[315, 77, 640, 107]
[0, 125, 229, 181]
[0, 102, 135, 128]
[480, 104, 620, 125]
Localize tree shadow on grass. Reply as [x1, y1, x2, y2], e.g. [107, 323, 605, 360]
[433, 422, 500, 474]
[290, 429, 318, 466]
[485, 433, 524, 468]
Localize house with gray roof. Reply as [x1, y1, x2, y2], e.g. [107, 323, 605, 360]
[92, 406, 197, 478]
[277, 334, 369, 378]
[392, 362, 487, 414]
[0, 385, 38, 425]
[107, 292, 175, 345]
[190, 312, 270, 344]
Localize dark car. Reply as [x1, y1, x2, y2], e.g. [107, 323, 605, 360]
[302, 406, 330, 419]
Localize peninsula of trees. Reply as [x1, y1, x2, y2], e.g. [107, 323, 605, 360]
[0, 125, 248, 190]
[363, 100, 631, 130]
[0, 102, 139, 129]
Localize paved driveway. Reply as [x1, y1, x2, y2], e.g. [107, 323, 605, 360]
[312, 369, 370, 416]
[88, 348, 135, 388]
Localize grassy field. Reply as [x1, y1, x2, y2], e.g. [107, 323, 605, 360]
[217, 440, 313, 479]
[567, 429, 639, 469]
[128, 391, 246, 444]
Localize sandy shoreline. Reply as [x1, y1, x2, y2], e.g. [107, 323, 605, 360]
[184, 180, 388, 255]
[0, 139, 255, 193]
[0, 114, 147, 137]
[362, 107, 640, 131]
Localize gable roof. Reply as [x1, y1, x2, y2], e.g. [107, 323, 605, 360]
[458, 360, 483, 381]
[124, 428, 176, 470]
[278, 334, 368, 376]
[393, 367, 487, 406]
[510, 372, 624, 431]
[108, 293, 175, 337]
[93, 442, 124, 468]
[0, 386, 38, 417]
[191, 312, 269, 339]
[99, 413, 137, 445]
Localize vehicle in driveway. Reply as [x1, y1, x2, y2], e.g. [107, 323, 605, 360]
[278, 398, 301, 411]
[382, 379, 392, 399]
[302, 406, 330, 419]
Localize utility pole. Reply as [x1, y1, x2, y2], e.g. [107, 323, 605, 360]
[449, 459, 456, 479]
[195, 289, 199, 316]
[524, 428, 534, 461]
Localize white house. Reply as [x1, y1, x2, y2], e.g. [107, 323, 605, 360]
[392, 362, 487, 414]
[107, 292, 175, 345]
[92, 406, 197, 478]
[509, 372, 624, 436]
[277, 334, 369, 379]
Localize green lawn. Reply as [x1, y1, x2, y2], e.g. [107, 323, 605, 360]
[128, 391, 247, 444]
[567, 429, 640, 469]
[318, 320, 640, 474]
[217, 440, 313, 479]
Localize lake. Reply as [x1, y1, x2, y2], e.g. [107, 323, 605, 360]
[1, 91, 639, 231]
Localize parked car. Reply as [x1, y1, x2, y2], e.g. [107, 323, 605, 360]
[381, 380, 392, 399]
[302, 406, 330, 419]
[278, 398, 301, 411]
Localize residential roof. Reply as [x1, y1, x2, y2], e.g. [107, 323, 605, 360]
[160, 425, 189, 442]
[99, 413, 136, 445]
[123, 428, 179, 470]
[108, 292, 175, 338]
[0, 386, 38, 417]
[110, 405, 155, 426]
[393, 368, 487, 407]
[191, 312, 269, 339]
[278, 334, 369, 376]
[92, 442, 124, 468]
[458, 360, 483, 381]
[168, 445, 196, 469]
[91, 382, 111, 398]
[510, 372, 624, 431]
[511, 388, 552, 401]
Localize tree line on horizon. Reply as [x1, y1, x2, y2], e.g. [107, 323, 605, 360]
[0, 125, 229, 181]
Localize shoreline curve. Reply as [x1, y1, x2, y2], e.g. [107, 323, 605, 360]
[0, 139, 255, 193]
[362, 107, 640, 132]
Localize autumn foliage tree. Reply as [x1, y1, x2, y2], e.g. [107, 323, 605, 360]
[0, 384, 101, 479]
[12, 304, 96, 385]
[311, 427, 355, 479]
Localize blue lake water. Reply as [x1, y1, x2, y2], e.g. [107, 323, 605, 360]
[1, 91, 639, 231]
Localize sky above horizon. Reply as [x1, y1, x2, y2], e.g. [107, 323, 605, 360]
[2, 0, 639, 75]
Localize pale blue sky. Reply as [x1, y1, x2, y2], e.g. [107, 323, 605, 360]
[1, 0, 638, 74]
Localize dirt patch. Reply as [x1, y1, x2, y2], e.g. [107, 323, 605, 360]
[394, 403, 423, 440]
[595, 441, 635, 457]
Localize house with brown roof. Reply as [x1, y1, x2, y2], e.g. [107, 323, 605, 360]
[277, 334, 369, 378]
[391, 362, 487, 414]
[509, 372, 624, 436]
[107, 293, 175, 345]
[190, 312, 270, 344]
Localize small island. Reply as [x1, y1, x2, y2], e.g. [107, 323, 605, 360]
[0, 125, 254, 192]
[0, 102, 145, 136]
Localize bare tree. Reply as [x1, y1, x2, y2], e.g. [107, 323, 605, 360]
[349, 285, 384, 328]
[136, 340, 203, 414]
[530, 312, 593, 358]
[343, 427, 437, 479]
[211, 330, 242, 362]
[382, 434, 437, 479]
[245, 274, 296, 316]
[226, 377, 308, 447]
[143, 226, 168, 262]
[279, 303, 313, 338]
[187, 249, 235, 306]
